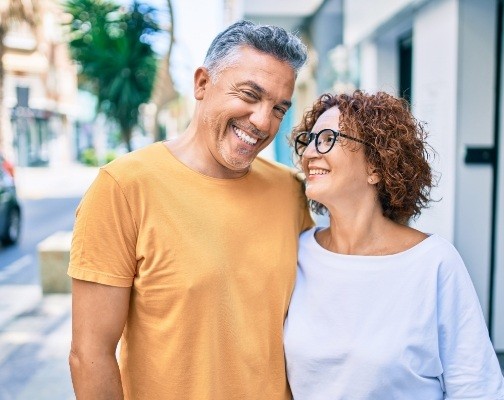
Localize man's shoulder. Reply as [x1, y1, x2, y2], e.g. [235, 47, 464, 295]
[253, 156, 299, 180]
[98, 142, 168, 189]
[103, 142, 164, 174]
[253, 157, 307, 190]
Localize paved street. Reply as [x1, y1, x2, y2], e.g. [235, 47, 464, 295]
[0, 164, 98, 400]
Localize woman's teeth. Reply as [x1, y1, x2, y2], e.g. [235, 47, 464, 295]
[309, 169, 329, 175]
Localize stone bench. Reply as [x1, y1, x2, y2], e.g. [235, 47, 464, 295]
[37, 231, 72, 294]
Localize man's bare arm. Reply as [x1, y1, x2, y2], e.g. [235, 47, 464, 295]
[69, 279, 131, 399]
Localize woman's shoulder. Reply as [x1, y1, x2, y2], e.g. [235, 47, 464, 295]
[388, 224, 460, 259]
[387, 225, 429, 254]
[408, 232, 469, 283]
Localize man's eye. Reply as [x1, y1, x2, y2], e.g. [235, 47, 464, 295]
[242, 91, 258, 100]
[273, 107, 287, 119]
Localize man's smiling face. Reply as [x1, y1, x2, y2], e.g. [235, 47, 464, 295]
[194, 46, 296, 178]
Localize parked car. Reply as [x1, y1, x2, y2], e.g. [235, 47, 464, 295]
[0, 156, 21, 245]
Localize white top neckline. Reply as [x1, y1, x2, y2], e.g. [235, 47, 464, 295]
[307, 226, 436, 262]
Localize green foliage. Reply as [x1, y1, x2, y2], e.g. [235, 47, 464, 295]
[104, 150, 117, 164]
[80, 148, 99, 166]
[64, 0, 160, 152]
[79, 147, 117, 166]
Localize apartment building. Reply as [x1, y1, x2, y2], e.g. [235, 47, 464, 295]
[2, 0, 78, 166]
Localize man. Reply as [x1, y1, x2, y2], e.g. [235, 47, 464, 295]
[68, 20, 312, 399]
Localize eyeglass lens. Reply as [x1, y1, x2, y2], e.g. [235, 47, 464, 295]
[316, 129, 336, 153]
[296, 129, 337, 156]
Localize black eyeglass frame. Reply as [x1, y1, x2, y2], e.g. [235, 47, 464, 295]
[294, 128, 370, 156]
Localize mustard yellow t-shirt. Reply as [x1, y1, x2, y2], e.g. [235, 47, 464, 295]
[68, 141, 313, 400]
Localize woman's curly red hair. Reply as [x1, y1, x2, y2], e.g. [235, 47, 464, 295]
[291, 90, 435, 224]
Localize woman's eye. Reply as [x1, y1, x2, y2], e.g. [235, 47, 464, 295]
[320, 135, 333, 145]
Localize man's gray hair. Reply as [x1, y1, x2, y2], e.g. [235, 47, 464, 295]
[203, 20, 307, 82]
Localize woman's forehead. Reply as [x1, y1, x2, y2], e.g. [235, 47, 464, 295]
[314, 107, 340, 129]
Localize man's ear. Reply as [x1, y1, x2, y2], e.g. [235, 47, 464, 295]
[194, 67, 210, 100]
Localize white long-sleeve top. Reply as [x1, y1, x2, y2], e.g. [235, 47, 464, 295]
[284, 227, 504, 400]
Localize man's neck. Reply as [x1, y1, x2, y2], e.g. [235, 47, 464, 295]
[164, 135, 250, 179]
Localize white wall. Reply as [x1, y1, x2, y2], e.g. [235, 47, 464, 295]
[358, 38, 398, 94]
[452, 0, 497, 323]
[410, 0, 458, 244]
[493, 0, 504, 351]
[344, 0, 414, 46]
[376, 38, 398, 94]
[359, 41, 379, 91]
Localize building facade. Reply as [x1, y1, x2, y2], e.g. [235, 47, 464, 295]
[2, 0, 78, 166]
[342, 0, 504, 352]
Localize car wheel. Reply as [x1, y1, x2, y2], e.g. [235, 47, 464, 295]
[1, 206, 21, 246]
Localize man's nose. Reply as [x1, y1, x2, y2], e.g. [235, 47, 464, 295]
[249, 105, 272, 134]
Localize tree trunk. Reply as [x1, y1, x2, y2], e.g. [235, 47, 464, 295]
[123, 126, 133, 153]
[166, 0, 174, 63]
[153, 0, 175, 142]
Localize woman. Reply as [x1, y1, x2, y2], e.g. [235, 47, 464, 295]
[284, 91, 504, 399]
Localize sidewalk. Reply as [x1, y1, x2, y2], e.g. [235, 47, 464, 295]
[15, 164, 99, 200]
[0, 163, 97, 400]
[0, 289, 73, 400]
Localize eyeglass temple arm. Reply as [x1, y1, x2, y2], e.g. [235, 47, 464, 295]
[338, 132, 370, 146]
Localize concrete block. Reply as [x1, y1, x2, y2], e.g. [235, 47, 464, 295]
[37, 231, 72, 294]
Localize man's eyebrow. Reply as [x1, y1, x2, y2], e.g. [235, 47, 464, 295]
[239, 80, 292, 108]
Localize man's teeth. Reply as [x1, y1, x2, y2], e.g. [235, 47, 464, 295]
[309, 169, 329, 175]
[234, 127, 258, 145]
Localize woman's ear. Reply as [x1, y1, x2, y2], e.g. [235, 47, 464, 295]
[367, 166, 381, 185]
[194, 67, 210, 100]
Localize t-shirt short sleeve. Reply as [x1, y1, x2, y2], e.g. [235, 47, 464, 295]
[68, 168, 138, 287]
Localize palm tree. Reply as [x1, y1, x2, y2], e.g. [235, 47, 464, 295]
[0, 0, 36, 150]
[65, 0, 160, 152]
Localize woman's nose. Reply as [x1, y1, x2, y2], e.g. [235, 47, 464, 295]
[302, 138, 318, 158]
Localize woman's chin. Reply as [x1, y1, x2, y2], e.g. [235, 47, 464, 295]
[305, 188, 324, 204]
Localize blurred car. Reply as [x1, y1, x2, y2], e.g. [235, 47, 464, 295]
[0, 155, 21, 246]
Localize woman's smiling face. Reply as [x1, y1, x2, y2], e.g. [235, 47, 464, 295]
[301, 106, 372, 208]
